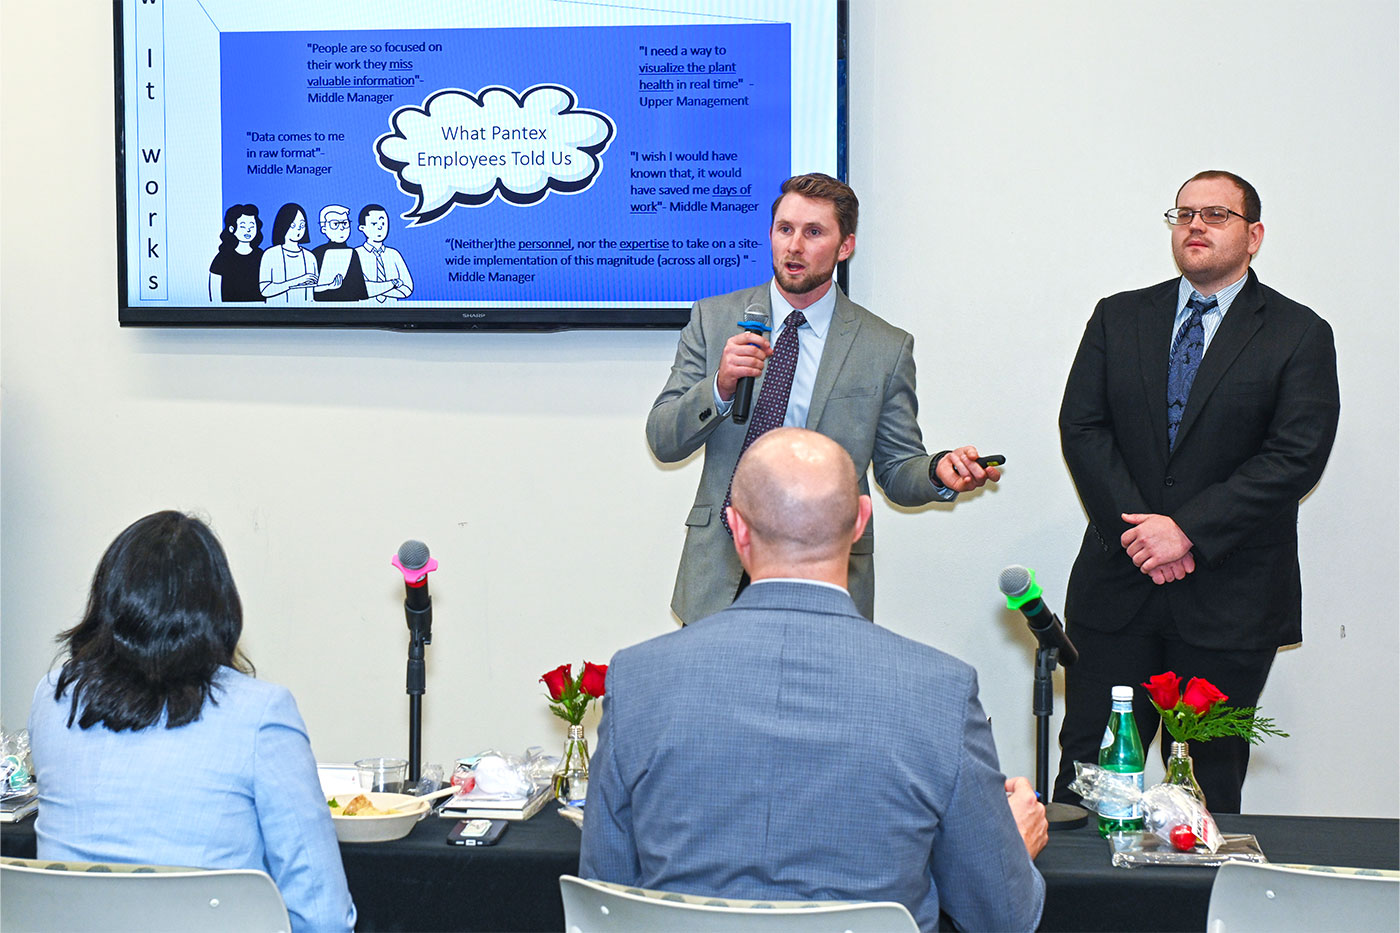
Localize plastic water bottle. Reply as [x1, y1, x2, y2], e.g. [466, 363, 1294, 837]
[1097, 685, 1145, 836]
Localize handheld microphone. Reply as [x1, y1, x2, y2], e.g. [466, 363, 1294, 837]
[732, 303, 771, 425]
[998, 565, 1078, 666]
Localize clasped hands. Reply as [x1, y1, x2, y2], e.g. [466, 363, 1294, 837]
[1121, 513, 1195, 585]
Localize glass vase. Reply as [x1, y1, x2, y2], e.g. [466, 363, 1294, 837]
[1163, 741, 1206, 806]
[552, 724, 590, 804]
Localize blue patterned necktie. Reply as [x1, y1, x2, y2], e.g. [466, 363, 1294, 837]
[1166, 293, 1216, 451]
[721, 310, 805, 534]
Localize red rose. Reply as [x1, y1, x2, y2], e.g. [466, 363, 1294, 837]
[1181, 677, 1228, 715]
[1142, 672, 1181, 710]
[541, 664, 571, 701]
[579, 662, 608, 698]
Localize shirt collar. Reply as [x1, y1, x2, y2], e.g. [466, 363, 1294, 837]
[769, 278, 837, 340]
[1177, 271, 1248, 318]
[748, 577, 850, 596]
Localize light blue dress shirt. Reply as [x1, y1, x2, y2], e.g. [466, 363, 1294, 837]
[29, 667, 356, 933]
[712, 277, 838, 425]
[1173, 271, 1248, 356]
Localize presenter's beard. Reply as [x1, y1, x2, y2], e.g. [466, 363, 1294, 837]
[772, 260, 832, 297]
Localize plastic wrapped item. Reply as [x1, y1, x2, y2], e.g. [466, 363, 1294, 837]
[1069, 761, 1143, 815]
[1071, 764, 1233, 861]
[456, 747, 553, 797]
[1109, 831, 1266, 868]
[1, 728, 33, 797]
[411, 763, 445, 797]
[1140, 784, 1221, 854]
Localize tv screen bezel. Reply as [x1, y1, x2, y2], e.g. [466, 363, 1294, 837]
[113, 0, 849, 332]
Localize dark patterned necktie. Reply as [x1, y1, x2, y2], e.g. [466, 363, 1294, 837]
[721, 310, 806, 534]
[1166, 293, 1215, 451]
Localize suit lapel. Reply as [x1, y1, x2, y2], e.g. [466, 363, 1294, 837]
[1138, 281, 1179, 464]
[806, 288, 861, 430]
[1170, 272, 1265, 457]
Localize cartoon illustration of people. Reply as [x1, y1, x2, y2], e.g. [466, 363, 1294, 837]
[355, 204, 413, 302]
[310, 204, 368, 302]
[208, 204, 265, 302]
[259, 203, 319, 303]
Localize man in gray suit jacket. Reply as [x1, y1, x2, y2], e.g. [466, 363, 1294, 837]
[648, 173, 999, 624]
[581, 428, 1046, 932]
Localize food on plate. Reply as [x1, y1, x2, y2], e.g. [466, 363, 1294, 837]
[339, 794, 390, 816]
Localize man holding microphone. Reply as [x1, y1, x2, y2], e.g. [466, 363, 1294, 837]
[647, 173, 999, 624]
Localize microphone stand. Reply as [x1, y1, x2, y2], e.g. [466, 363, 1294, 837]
[1032, 644, 1089, 830]
[405, 595, 431, 784]
[393, 548, 438, 785]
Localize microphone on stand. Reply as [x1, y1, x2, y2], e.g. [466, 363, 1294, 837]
[393, 540, 437, 633]
[998, 565, 1078, 666]
[732, 303, 771, 425]
[998, 564, 1089, 830]
[392, 540, 439, 783]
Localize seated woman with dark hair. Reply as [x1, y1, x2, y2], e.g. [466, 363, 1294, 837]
[27, 511, 355, 932]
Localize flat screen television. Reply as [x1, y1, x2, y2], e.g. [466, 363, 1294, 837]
[116, 0, 847, 330]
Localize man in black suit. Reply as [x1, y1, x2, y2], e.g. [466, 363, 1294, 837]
[1053, 171, 1340, 812]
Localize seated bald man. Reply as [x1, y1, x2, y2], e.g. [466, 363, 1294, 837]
[580, 428, 1046, 932]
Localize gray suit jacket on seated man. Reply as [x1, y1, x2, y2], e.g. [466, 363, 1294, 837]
[647, 173, 999, 625]
[581, 429, 1046, 933]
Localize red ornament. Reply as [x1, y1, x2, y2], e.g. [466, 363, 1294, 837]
[1169, 824, 1197, 852]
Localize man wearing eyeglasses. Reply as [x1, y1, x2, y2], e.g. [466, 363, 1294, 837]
[311, 204, 369, 302]
[1053, 171, 1340, 812]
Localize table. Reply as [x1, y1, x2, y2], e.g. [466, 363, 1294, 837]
[5, 812, 1396, 932]
[1034, 814, 1398, 932]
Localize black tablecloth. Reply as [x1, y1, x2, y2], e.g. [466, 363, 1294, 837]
[5, 811, 1396, 932]
[340, 812, 580, 932]
[1034, 814, 1399, 932]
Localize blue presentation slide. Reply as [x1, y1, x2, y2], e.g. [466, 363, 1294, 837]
[223, 25, 786, 302]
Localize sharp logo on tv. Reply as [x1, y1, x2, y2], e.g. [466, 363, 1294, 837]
[116, 0, 844, 329]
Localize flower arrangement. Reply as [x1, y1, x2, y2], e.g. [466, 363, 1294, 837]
[540, 662, 608, 725]
[1141, 672, 1288, 745]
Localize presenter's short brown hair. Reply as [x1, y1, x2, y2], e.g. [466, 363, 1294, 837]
[772, 173, 859, 240]
[1178, 170, 1261, 223]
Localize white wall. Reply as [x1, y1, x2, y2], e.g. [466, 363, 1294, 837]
[3, 0, 1396, 817]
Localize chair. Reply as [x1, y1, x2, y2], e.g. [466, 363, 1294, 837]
[1, 856, 291, 933]
[559, 874, 919, 932]
[1206, 861, 1400, 933]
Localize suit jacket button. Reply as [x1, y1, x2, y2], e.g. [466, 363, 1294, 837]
[699, 409, 712, 422]
[1164, 476, 1175, 487]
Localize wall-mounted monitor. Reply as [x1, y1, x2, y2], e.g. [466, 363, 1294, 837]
[116, 0, 846, 330]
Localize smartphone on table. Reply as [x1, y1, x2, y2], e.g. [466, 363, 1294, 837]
[447, 819, 509, 846]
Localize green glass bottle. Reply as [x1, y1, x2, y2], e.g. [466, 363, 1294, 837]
[1097, 685, 1145, 836]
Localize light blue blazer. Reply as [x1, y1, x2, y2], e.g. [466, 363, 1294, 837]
[29, 667, 356, 933]
[579, 581, 1045, 932]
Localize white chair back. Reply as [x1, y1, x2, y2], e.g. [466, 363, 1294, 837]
[1206, 861, 1399, 933]
[1, 857, 291, 933]
[560, 874, 919, 932]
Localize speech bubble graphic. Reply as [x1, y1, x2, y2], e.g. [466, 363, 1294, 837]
[375, 84, 615, 225]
